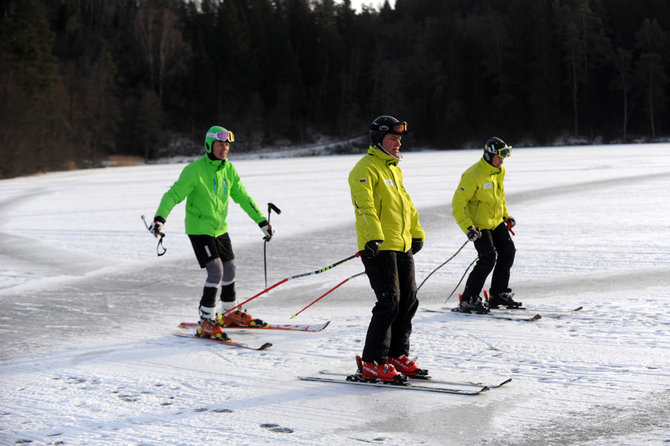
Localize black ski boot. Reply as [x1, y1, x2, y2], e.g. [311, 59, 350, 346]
[453, 294, 489, 314]
[489, 290, 522, 309]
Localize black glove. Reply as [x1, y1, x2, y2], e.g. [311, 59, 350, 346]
[411, 238, 423, 254]
[467, 226, 482, 242]
[149, 216, 165, 238]
[504, 216, 516, 228]
[360, 240, 382, 258]
[259, 220, 273, 241]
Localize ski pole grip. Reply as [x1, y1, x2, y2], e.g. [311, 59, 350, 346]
[268, 202, 281, 215]
[506, 220, 515, 236]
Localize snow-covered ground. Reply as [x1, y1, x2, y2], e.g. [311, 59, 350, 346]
[1, 144, 669, 445]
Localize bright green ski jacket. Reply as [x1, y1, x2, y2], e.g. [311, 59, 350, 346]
[348, 146, 425, 252]
[155, 155, 265, 236]
[452, 156, 509, 233]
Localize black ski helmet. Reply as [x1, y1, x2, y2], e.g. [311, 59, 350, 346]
[483, 137, 512, 162]
[369, 115, 408, 148]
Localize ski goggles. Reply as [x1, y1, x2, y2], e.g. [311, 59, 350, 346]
[375, 121, 408, 135]
[498, 146, 512, 158]
[207, 130, 235, 142]
[390, 121, 407, 134]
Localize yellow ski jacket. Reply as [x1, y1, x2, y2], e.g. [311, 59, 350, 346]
[452, 156, 509, 233]
[348, 146, 425, 252]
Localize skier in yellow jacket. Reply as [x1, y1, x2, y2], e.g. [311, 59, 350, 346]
[452, 137, 520, 313]
[348, 115, 426, 383]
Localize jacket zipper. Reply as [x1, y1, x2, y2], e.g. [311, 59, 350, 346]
[388, 161, 407, 252]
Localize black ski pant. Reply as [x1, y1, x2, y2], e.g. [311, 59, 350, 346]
[462, 222, 515, 299]
[361, 250, 418, 364]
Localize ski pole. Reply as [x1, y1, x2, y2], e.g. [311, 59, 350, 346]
[416, 240, 468, 292]
[290, 271, 366, 319]
[141, 215, 167, 256]
[222, 252, 361, 316]
[264, 202, 281, 288]
[443, 257, 477, 303]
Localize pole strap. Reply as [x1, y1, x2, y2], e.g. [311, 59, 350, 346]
[141, 215, 167, 256]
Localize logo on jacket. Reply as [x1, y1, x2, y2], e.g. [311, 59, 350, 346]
[483, 183, 492, 189]
[384, 179, 394, 186]
[358, 178, 367, 183]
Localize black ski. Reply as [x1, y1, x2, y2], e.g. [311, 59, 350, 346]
[452, 310, 542, 322]
[407, 375, 512, 388]
[318, 370, 511, 389]
[173, 330, 272, 351]
[423, 306, 541, 321]
[493, 306, 583, 318]
[425, 305, 582, 315]
[299, 375, 488, 395]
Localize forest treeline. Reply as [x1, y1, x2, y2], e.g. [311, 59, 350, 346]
[1, 0, 668, 178]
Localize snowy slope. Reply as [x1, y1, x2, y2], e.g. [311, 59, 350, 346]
[1, 144, 669, 445]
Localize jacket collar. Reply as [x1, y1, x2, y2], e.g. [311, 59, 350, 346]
[204, 153, 226, 168]
[368, 145, 400, 165]
[479, 156, 501, 174]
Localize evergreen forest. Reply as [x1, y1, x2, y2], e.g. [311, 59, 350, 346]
[1, 0, 668, 178]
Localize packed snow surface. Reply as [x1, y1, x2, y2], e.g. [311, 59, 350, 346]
[1, 144, 669, 445]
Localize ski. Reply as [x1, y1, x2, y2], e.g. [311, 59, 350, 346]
[178, 320, 330, 332]
[299, 375, 488, 395]
[470, 312, 542, 322]
[448, 309, 542, 322]
[318, 370, 511, 389]
[493, 306, 583, 318]
[425, 305, 582, 315]
[173, 330, 272, 351]
[424, 307, 541, 321]
[409, 376, 512, 389]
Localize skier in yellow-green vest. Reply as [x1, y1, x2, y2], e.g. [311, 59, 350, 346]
[452, 137, 520, 314]
[148, 126, 273, 339]
[348, 115, 427, 383]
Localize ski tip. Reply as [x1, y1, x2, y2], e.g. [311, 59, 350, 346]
[531, 314, 542, 321]
[290, 314, 297, 319]
[498, 378, 513, 386]
[573, 306, 584, 311]
[258, 342, 273, 350]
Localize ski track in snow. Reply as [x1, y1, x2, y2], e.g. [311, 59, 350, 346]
[1, 145, 669, 445]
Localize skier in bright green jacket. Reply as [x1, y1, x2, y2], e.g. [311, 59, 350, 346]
[451, 137, 520, 314]
[149, 126, 272, 339]
[348, 115, 427, 383]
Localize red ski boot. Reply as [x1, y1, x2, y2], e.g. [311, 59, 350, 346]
[355, 355, 403, 383]
[197, 319, 230, 340]
[388, 355, 429, 377]
[219, 309, 268, 327]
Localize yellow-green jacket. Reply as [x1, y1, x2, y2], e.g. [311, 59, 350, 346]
[348, 146, 425, 252]
[452, 157, 509, 233]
